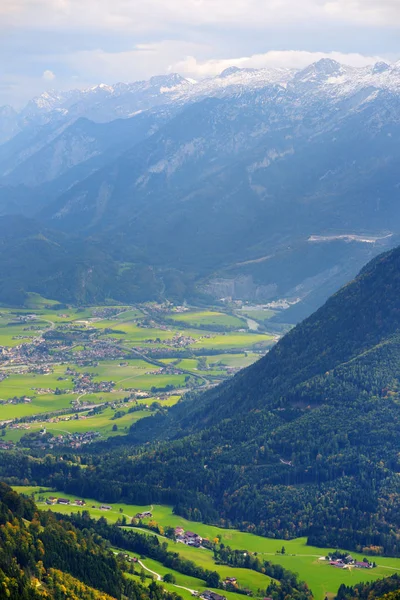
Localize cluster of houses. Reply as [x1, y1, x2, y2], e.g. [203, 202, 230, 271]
[175, 527, 203, 547]
[46, 497, 113, 511]
[46, 497, 86, 506]
[328, 554, 374, 569]
[0, 440, 14, 450]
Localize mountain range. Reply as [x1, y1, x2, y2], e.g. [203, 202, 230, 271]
[1, 59, 400, 318]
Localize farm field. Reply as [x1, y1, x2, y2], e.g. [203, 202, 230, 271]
[14, 486, 400, 599]
[138, 552, 273, 596]
[126, 568, 246, 600]
[167, 310, 246, 329]
[0, 299, 274, 449]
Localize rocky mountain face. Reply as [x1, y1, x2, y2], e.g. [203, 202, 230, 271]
[1, 59, 400, 318]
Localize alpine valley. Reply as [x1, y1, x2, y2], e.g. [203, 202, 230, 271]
[1, 59, 400, 319]
[2, 58, 400, 600]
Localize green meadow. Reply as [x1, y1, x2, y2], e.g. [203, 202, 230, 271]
[13, 487, 400, 599]
[3, 395, 181, 442]
[207, 353, 261, 368]
[168, 310, 246, 329]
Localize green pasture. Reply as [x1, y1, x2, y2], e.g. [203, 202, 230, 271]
[138, 556, 205, 590]
[13, 487, 400, 599]
[4, 394, 180, 440]
[0, 392, 75, 421]
[92, 320, 174, 343]
[134, 552, 272, 597]
[0, 324, 40, 347]
[168, 311, 246, 329]
[207, 353, 261, 368]
[191, 332, 273, 350]
[114, 309, 144, 321]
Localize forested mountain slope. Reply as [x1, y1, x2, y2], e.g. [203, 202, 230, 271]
[54, 245, 400, 554]
[0, 482, 179, 600]
[0, 215, 164, 305]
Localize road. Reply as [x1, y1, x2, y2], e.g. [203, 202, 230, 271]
[112, 551, 197, 594]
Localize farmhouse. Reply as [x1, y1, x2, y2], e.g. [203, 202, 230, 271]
[57, 498, 70, 505]
[183, 531, 202, 546]
[46, 497, 57, 505]
[135, 511, 153, 519]
[100, 505, 112, 511]
[355, 561, 372, 569]
[201, 591, 226, 600]
[74, 499, 86, 506]
[329, 561, 345, 568]
[175, 527, 185, 537]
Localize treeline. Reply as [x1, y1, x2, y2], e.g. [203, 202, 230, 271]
[60, 511, 221, 588]
[335, 574, 400, 600]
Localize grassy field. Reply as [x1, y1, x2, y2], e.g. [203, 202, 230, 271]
[0, 300, 273, 447]
[3, 395, 181, 442]
[207, 353, 261, 368]
[190, 332, 273, 350]
[139, 551, 273, 596]
[13, 487, 400, 599]
[168, 310, 246, 329]
[126, 568, 247, 600]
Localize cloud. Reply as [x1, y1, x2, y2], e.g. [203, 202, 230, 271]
[42, 69, 56, 80]
[1, 0, 399, 106]
[60, 40, 211, 82]
[1, 0, 400, 32]
[170, 50, 383, 79]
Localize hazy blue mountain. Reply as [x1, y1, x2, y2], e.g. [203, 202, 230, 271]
[1, 60, 400, 318]
[1, 110, 170, 189]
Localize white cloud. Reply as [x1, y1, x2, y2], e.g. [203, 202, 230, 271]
[42, 69, 56, 80]
[1, 0, 399, 106]
[60, 40, 211, 82]
[170, 50, 383, 79]
[1, 0, 400, 31]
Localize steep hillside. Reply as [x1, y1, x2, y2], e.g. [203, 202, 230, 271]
[0, 482, 182, 600]
[50, 245, 400, 555]
[0, 216, 164, 305]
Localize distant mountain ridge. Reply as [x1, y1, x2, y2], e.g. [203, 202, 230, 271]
[1, 58, 400, 317]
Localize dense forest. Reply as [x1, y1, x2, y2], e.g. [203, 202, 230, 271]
[0, 215, 195, 305]
[0, 482, 182, 600]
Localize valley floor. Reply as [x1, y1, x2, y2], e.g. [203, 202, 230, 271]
[0, 296, 276, 450]
[13, 486, 400, 600]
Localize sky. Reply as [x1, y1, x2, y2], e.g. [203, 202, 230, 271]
[1, 0, 400, 107]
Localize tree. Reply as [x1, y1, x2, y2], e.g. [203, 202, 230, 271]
[140, 568, 146, 583]
[112, 424, 118, 432]
[206, 571, 220, 588]
[163, 573, 176, 584]
[281, 546, 286, 555]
